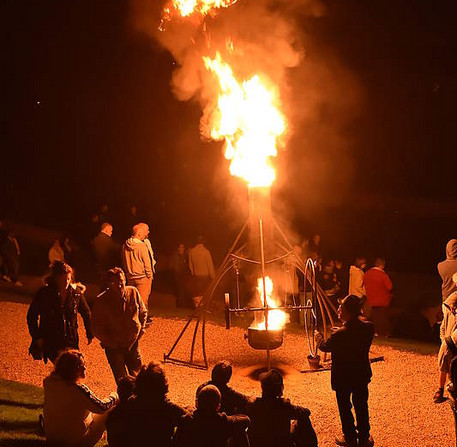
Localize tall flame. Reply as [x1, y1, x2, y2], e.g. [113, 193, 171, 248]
[203, 53, 286, 187]
[254, 276, 288, 330]
[162, 0, 237, 20]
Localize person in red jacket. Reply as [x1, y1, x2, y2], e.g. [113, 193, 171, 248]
[363, 257, 393, 337]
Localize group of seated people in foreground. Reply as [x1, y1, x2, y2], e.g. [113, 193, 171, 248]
[43, 352, 318, 447]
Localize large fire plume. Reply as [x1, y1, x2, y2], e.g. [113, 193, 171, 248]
[162, 0, 237, 22]
[203, 52, 286, 187]
[253, 276, 288, 330]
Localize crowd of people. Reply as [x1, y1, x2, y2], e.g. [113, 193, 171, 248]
[7, 208, 457, 445]
[26, 249, 377, 447]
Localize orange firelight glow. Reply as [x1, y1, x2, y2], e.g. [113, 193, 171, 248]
[203, 52, 286, 187]
[162, 0, 237, 21]
[254, 276, 288, 330]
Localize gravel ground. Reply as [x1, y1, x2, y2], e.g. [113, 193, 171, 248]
[0, 301, 454, 446]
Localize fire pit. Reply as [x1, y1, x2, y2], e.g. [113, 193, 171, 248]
[247, 327, 284, 350]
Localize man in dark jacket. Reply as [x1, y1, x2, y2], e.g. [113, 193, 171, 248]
[197, 360, 249, 415]
[92, 223, 120, 282]
[438, 239, 457, 302]
[247, 369, 318, 447]
[27, 262, 93, 363]
[176, 384, 250, 447]
[316, 295, 374, 447]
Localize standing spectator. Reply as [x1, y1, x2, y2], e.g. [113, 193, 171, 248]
[246, 369, 317, 447]
[197, 360, 249, 415]
[2, 230, 22, 286]
[91, 268, 147, 383]
[122, 223, 156, 321]
[176, 384, 250, 447]
[363, 257, 393, 337]
[189, 236, 215, 304]
[171, 243, 191, 308]
[92, 223, 120, 283]
[348, 257, 367, 299]
[316, 295, 375, 447]
[434, 278, 457, 403]
[43, 350, 118, 447]
[335, 259, 348, 298]
[27, 262, 93, 364]
[438, 239, 457, 302]
[307, 234, 322, 258]
[121, 362, 187, 446]
[48, 239, 65, 266]
[317, 259, 340, 308]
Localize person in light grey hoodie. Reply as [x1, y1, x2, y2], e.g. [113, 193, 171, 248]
[122, 223, 156, 321]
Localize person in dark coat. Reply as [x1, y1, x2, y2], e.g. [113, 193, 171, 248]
[247, 369, 318, 447]
[175, 384, 250, 447]
[27, 262, 93, 364]
[197, 360, 249, 415]
[91, 223, 120, 284]
[315, 295, 375, 447]
[116, 362, 186, 447]
[438, 239, 457, 302]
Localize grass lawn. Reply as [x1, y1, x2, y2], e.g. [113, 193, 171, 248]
[0, 379, 44, 446]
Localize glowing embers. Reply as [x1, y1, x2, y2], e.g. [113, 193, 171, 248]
[203, 53, 286, 187]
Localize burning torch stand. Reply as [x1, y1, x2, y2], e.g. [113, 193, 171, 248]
[163, 203, 337, 370]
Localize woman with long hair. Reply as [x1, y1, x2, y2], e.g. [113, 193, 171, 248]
[27, 261, 93, 363]
[43, 350, 118, 446]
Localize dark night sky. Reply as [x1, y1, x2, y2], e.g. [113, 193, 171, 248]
[1, 0, 457, 273]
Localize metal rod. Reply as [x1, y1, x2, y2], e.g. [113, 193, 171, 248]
[259, 218, 270, 371]
[228, 305, 313, 313]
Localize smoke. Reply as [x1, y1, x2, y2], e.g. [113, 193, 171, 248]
[129, 0, 362, 239]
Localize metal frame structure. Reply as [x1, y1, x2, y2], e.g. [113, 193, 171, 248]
[163, 212, 337, 370]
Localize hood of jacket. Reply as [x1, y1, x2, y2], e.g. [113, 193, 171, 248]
[350, 265, 363, 274]
[124, 237, 143, 251]
[447, 239, 457, 260]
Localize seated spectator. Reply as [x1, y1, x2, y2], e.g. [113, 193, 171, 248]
[106, 375, 136, 447]
[43, 350, 118, 447]
[197, 360, 249, 415]
[48, 239, 65, 266]
[247, 369, 317, 447]
[120, 362, 186, 446]
[176, 384, 250, 447]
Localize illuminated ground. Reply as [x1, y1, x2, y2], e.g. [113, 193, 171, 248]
[0, 300, 453, 446]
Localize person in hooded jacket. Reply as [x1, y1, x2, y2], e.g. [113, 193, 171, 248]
[348, 257, 366, 299]
[438, 239, 457, 303]
[122, 222, 156, 322]
[434, 274, 457, 403]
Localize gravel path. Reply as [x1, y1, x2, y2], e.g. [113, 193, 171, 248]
[0, 301, 453, 446]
